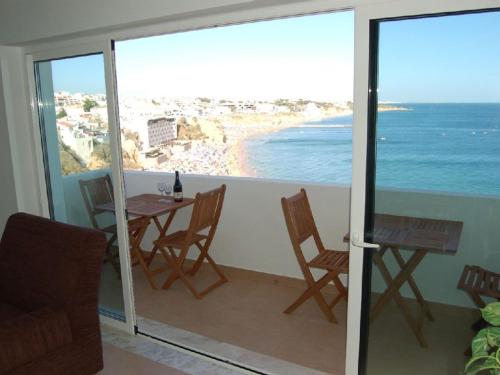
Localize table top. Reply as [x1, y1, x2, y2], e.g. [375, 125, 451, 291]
[97, 194, 194, 217]
[344, 213, 463, 254]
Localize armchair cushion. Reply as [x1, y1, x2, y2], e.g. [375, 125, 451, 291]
[0, 307, 73, 373]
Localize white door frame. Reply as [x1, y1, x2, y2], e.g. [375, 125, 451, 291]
[26, 41, 136, 334]
[346, 2, 500, 374]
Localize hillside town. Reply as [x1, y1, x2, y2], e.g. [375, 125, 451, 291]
[54, 91, 354, 176]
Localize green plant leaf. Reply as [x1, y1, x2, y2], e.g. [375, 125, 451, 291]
[482, 303, 500, 327]
[465, 356, 498, 375]
[487, 327, 500, 348]
[496, 347, 500, 365]
[473, 329, 492, 355]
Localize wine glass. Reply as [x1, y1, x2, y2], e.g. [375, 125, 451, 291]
[164, 183, 172, 197]
[157, 182, 166, 195]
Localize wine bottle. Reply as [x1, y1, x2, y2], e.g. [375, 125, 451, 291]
[173, 171, 183, 202]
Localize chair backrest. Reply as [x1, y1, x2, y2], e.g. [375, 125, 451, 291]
[281, 188, 325, 254]
[186, 184, 226, 241]
[79, 174, 114, 229]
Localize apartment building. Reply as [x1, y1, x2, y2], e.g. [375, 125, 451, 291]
[146, 117, 177, 148]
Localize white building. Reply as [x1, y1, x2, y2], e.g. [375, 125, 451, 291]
[146, 117, 177, 148]
[56, 119, 94, 164]
[73, 133, 94, 164]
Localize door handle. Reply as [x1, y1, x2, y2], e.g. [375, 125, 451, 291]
[350, 232, 380, 249]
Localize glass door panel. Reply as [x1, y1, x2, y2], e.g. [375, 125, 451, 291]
[114, 10, 354, 374]
[34, 54, 126, 321]
[362, 10, 500, 375]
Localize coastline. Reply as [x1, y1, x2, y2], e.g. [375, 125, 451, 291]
[146, 104, 408, 176]
[227, 105, 410, 176]
[223, 108, 353, 176]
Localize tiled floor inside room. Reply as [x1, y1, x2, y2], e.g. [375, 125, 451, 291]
[100, 343, 188, 375]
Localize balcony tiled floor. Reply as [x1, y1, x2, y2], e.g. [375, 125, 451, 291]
[134, 257, 346, 374]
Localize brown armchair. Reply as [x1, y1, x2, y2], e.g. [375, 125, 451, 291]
[0, 213, 106, 375]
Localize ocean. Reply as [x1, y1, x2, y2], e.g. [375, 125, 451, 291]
[244, 103, 500, 196]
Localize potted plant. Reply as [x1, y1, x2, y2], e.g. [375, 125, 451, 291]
[466, 302, 500, 374]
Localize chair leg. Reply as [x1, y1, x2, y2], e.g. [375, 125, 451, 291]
[160, 246, 202, 299]
[184, 242, 228, 297]
[205, 254, 228, 282]
[197, 254, 228, 297]
[467, 290, 487, 309]
[331, 273, 348, 299]
[284, 273, 337, 323]
[329, 274, 347, 309]
[106, 234, 121, 279]
[186, 242, 208, 275]
[161, 247, 181, 290]
[131, 244, 158, 289]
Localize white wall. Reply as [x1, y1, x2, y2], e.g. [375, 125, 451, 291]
[124, 171, 351, 280]
[0, 46, 45, 218]
[0, 56, 18, 231]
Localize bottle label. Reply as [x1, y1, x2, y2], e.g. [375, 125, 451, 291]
[174, 191, 183, 201]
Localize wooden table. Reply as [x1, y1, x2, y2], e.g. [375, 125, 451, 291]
[344, 214, 463, 347]
[97, 194, 194, 288]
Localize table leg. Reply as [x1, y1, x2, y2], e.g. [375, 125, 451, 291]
[371, 249, 428, 347]
[392, 248, 434, 322]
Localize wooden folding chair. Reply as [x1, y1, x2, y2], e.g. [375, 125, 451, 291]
[79, 175, 153, 285]
[281, 188, 349, 323]
[155, 184, 228, 299]
[79, 174, 121, 276]
[458, 265, 500, 353]
[458, 265, 500, 308]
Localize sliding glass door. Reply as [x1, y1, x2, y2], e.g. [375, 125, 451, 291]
[32, 49, 132, 325]
[351, 8, 500, 375]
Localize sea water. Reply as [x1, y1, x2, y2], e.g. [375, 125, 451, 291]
[244, 103, 500, 196]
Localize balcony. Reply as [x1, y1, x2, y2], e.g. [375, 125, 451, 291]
[58, 169, 492, 375]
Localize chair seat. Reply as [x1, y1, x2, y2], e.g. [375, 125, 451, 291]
[308, 250, 349, 273]
[155, 231, 207, 249]
[101, 216, 150, 235]
[458, 265, 500, 299]
[127, 217, 150, 232]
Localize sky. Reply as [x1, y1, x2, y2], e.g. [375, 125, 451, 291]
[114, 11, 354, 102]
[51, 10, 500, 103]
[378, 11, 500, 103]
[52, 54, 106, 94]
